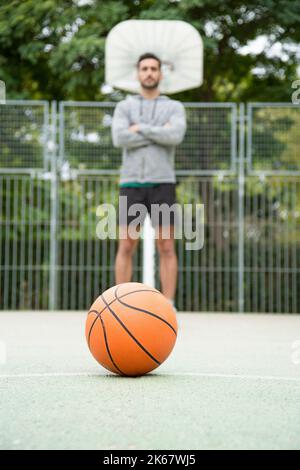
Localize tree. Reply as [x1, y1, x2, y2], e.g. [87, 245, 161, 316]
[0, 0, 299, 101]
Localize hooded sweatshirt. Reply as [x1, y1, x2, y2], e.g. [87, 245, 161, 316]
[111, 94, 187, 185]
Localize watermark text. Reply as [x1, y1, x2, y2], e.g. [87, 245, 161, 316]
[96, 199, 205, 251]
[291, 80, 300, 104]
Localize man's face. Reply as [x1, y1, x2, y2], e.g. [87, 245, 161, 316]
[137, 58, 162, 90]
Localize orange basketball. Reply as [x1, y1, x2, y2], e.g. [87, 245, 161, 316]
[85, 282, 178, 377]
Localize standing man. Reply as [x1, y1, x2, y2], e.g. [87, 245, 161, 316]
[112, 52, 186, 309]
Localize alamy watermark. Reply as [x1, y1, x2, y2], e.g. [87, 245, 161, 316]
[291, 340, 300, 366]
[0, 80, 6, 104]
[0, 341, 7, 365]
[291, 80, 300, 104]
[96, 199, 205, 251]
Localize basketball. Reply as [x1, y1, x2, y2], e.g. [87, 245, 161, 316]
[85, 282, 178, 377]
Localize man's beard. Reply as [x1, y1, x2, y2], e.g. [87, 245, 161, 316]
[141, 79, 160, 90]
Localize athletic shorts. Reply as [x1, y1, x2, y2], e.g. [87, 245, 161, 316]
[118, 183, 177, 227]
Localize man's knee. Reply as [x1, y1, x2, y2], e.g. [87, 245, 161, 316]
[118, 238, 138, 257]
[156, 239, 176, 258]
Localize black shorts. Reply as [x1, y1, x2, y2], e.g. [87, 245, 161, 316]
[118, 183, 177, 227]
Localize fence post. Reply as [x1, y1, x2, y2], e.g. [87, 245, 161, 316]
[49, 101, 58, 310]
[142, 214, 156, 288]
[238, 104, 245, 313]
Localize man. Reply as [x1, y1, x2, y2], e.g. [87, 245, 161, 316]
[112, 52, 186, 309]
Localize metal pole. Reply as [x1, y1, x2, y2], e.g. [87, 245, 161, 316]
[238, 104, 245, 312]
[142, 214, 156, 288]
[49, 101, 58, 310]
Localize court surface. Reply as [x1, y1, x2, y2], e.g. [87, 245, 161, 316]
[0, 312, 299, 450]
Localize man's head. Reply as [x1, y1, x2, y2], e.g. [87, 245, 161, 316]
[136, 53, 163, 90]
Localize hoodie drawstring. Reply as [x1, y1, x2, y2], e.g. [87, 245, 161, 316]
[139, 96, 158, 122]
[151, 98, 158, 121]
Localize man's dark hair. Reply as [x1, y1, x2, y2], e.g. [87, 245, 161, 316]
[136, 52, 162, 70]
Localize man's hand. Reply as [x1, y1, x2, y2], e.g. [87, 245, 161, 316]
[129, 124, 140, 133]
[164, 122, 171, 128]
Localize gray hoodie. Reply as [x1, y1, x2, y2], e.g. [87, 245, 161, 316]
[111, 94, 186, 184]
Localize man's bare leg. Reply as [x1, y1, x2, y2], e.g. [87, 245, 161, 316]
[115, 225, 140, 284]
[155, 225, 178, 301]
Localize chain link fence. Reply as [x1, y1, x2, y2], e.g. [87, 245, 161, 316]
[0, 101, 299, 312]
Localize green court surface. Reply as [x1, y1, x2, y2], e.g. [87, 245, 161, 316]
[0, 312, 299, 450]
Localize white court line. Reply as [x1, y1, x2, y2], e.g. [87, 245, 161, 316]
[0, 371, 299, 382]
[0, 372, 96, 379]
[166, 372, 300, 382]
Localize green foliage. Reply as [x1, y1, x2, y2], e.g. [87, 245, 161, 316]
[251, 107, 300, 171]
[0, 0, 299, 101]
[0, 104, 46, 169]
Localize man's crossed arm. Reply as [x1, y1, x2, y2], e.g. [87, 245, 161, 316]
[112, 101, 186, 149]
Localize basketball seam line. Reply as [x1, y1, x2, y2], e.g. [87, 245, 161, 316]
[87, 288, 160, 338]
[88, 314, 98, 347]
[115, 285, 177, 336]
[98, 313, 127, 376]
[88, 309, 127, 376]
[101, 293, 161, 366]
[88, 288, 160, 317]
